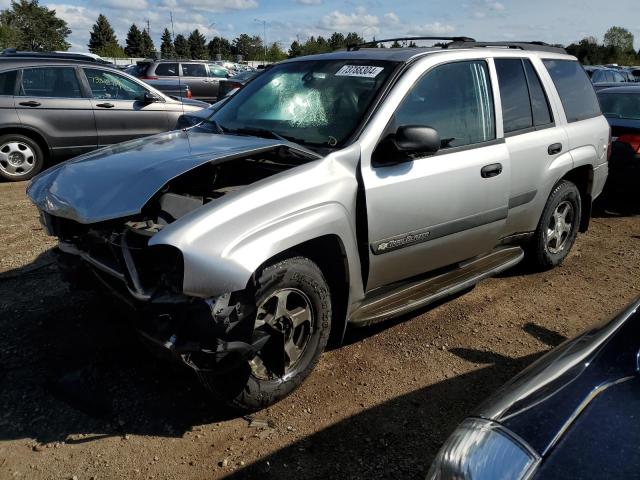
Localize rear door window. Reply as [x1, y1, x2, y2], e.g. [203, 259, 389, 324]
[395, 60, 495, 148]
[182, 63, 207, 77]
[495, 59, 533, 133]
[19, 67, 82, 98]
[155, 63, 178, 76]
[0, 70, 17, 95]
[543, 59, 601, 122]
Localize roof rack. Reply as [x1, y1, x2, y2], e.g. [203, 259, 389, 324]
[347, 36, 476, 51]
[447, 40, 567, 54]
[0, 49, 113, 63]
[346, 37, 567, 54]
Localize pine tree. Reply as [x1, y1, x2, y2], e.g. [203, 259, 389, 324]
[207, 36, 231, 60]
[124, 24, 143, 57]
[88, 14, 119, 54]
[140, 28, 155, 57]
[160, 28, 174, 58]
[188, 29, 207, 59]
[288, 40, 302, 58]
[173, 34, 189, 58]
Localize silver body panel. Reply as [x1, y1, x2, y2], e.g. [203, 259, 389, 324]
[28, 47, 610, 327]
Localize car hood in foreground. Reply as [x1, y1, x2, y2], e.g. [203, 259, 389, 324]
[475, 297, 640, 457]
[27, 131, 305, 224]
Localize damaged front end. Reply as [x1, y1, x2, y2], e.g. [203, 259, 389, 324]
[36, 135, 316, 380]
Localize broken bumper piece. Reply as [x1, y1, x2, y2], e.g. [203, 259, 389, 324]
[54, 245, 264, 376]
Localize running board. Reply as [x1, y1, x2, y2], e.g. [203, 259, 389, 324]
[349, 246, 524, 327]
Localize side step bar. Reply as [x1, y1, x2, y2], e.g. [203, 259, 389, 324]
[349, 246, 524, 327]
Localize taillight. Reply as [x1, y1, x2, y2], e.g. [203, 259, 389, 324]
[142, 75, 158, 80]
[616, 134, 640, 155]
[186, 88, 192, 99]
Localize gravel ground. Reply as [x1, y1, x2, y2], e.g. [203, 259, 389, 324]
[0, 179, 639, 480]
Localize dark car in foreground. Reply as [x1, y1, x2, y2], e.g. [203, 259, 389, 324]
[0, 56, 205, 181]
[597, 85, 640, 208]
[428, 297, 640, 480]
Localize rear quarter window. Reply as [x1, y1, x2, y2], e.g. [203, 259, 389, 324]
[0, 70, 16, 95]
[543, 59, 601, 122]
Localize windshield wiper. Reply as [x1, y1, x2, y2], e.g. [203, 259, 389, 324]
[226, 126, 290, 142]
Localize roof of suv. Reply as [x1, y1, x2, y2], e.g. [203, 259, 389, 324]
[284, 45, 570, 64]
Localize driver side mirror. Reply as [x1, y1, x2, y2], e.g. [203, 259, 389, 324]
[394, 125, 440, 154]
[142, 92, 160, 103]
[373, 125, 441, 166]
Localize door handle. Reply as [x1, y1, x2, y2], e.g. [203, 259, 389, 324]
[481, 163, 503, 178]
[18, 101, 41, 107]
[96, 102, 114, 108]
[548, 143, 562, 155]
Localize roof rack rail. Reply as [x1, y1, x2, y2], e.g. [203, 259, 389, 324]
[347, 36, 476, 51]
[447, 40, 567, 54]
[0, 49, 113, 63]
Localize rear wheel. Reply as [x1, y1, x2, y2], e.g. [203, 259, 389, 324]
[201, 256, 332, 411]
[528, 180, 582, 269]
[0, 134, 44, 181]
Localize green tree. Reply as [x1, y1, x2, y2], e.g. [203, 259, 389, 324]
[173, 34, 189, 57]
[288, 40, 302, 58]
[140, 28, 155, 57]
[208, 36, 232, 60]
[0, 0, 71, 51]
[267, 42, 287, 62]
[328, 32, 345, 51]
[603, 26, 634, 52]
[124, 24, 143, 57]
[232, 33, 263, 60]
[390, 40, 402, 48]
[88, 14, 119, 55]
[160, 28, 174, 57]
[344, 32, 364, 47]
[187, 29, 207, 59]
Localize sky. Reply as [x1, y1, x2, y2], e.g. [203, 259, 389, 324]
[4, 0, 640, 53]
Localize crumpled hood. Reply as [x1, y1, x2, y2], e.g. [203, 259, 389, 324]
[27, 130, 289, 224]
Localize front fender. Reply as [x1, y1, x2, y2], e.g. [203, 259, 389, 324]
[148, 152, 363, 299]
[170, 203, 360, 298]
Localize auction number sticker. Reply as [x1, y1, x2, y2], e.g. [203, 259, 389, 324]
[335, 65, 384, 78]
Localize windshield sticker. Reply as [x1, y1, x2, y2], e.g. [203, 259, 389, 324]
[335, 65, 384, 78]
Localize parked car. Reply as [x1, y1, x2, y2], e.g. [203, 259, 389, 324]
[132, 59, 229, 102]
[142, 78, 195, 101]
[585, 65, 627, 84]
[0, 55, 205, 181]
[217, 69, 262, 98]
[428, 297, 640, 480]
[597, 85, 640, 207]
[27, 39, 609, 411]
[627, 67, 640, 82]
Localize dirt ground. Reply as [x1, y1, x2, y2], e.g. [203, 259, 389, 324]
[0, 179, 639, 480]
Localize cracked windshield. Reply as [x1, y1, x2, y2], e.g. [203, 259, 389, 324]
[211, 60, 396, 147]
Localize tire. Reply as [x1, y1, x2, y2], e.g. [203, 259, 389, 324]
[0, 134, 45, 181]
[528, 180, 582, 269]
[201, 256, 332, 412]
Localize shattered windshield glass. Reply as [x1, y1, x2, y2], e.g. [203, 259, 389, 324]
[209, 59, 397, 148]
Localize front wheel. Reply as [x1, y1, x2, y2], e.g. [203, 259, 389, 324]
[202, 256, 332, 411]
[528, 180, 582, 269]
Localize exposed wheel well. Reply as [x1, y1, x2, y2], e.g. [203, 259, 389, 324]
[562, 166, 593, 232]
[257, 235, 350, 347]
[0, 128, 50, 164]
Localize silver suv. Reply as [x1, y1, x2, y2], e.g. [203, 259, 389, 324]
[28, 39, 610, 411]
